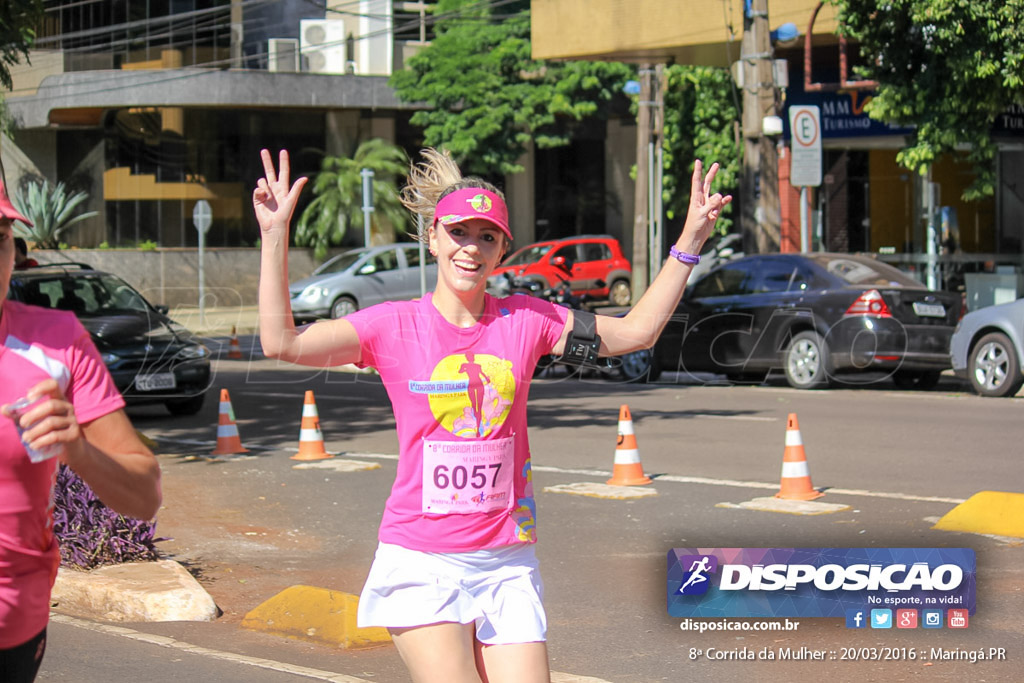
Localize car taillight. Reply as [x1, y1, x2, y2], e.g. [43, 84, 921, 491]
[844, 289, 892, 317]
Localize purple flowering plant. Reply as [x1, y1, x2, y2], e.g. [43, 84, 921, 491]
[53, 465, 163, 569]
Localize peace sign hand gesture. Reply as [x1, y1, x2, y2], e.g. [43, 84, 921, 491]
[678, 160, 733, 253]
[252, 149, 308, 239]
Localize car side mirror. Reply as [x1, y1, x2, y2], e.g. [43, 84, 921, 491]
[154, 304, 170, 315]
[358, 264, 377, 275]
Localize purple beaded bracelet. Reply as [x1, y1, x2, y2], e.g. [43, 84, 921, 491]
[669, 245, 700, 265]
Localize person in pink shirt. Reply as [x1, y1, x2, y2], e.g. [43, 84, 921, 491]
[254, 147, 730, 683]
[0, 175, 162, 683]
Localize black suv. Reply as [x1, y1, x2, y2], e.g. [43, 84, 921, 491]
[7, 264, 212, 415]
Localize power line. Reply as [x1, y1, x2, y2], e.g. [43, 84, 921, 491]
[7, 0, 534, 102]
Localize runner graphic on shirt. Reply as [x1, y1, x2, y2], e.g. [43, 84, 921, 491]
[458, 352, 491, 437]
[423, 353, 514, 438]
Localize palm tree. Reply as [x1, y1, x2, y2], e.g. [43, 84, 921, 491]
[295, 139, 410, 260]
[13, 179, 98, 249]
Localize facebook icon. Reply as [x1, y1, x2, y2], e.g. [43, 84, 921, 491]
[845, 609, 866, 629]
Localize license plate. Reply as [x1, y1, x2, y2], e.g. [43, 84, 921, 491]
[912, 302, 946, 318]
[135, 373, 176, 391]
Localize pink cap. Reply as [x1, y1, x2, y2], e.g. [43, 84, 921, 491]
[433, 188, 511, 240]
[0, 176, 32, 227]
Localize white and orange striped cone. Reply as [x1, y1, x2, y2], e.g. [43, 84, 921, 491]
[227, 325, 243, 360]
[606, 404, 652, 486]
[290, 390, 333, 461]
[212, 389, 249, 456]
[775, 413, 823, 500]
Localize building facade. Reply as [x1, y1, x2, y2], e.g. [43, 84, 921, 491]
[532, 0, 1024, 296]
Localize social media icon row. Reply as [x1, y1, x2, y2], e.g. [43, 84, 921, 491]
[845, 608, 968, 629]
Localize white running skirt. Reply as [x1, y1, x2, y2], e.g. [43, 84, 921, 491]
[357, 541, 546, 645]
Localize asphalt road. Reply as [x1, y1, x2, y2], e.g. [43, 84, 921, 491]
[37, 336, 1024, 682]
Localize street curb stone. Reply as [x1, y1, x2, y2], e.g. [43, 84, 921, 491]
[51, 559, 219, 622]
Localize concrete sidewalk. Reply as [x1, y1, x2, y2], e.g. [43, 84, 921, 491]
[168, 305, 260, 337]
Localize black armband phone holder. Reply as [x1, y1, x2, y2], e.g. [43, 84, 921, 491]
[557, 309, 602, 367]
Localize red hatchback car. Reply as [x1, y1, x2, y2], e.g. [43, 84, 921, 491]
[493, 235, 633, 306]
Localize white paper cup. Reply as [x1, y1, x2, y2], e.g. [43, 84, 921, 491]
[7, 397, 63, 464]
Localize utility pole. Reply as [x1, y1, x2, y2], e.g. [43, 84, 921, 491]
[740, 0, 781, 254]
[631, 65, 652, 302]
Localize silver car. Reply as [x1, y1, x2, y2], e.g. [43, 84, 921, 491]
[289, 243, 437, 321]
[950, 297, 1024, 397]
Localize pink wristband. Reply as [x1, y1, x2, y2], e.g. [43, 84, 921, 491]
[669, 245, 700, 265]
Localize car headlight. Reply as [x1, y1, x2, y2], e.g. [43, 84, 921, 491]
[301, 285, 329, 300]
[176, 344, 210, 360]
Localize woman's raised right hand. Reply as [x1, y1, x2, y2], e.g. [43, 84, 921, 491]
[253, 149, 308, 238]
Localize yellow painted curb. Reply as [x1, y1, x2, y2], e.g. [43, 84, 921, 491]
[933, 491, 1024, 539]
[240, 585, 391, 648]
[136, 430, 158, 450]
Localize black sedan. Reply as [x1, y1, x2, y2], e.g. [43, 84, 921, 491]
[8, 264, 212, 414]
[617, 253, 963, 389]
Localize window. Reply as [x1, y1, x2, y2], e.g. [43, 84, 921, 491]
[690, 264, 752, 298]
[752, 260, 798, 293]
[550, 245, 576, 269]
[579, 242, 609, 262]
[405, 245, 435, 267]
[316, 251, 363, 275]
[361, 250, 399, 275]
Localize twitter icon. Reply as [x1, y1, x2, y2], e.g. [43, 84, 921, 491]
[870, 609, 892, 629]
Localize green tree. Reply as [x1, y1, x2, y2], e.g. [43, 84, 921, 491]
[659, 65, 741, 234]
[0, 0, 42, 90]
[833, 0, 1024, 200]
[295, 139, 410, 260]
[1, 0, 44, 138]
[389, 0, 633, 177]
[13, 179, 98, 249]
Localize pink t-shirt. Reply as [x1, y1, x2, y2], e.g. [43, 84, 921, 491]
[346, 293, 568, 552]
[0, 300, 125, 648]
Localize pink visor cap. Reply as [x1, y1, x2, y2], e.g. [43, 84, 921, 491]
[0, 177, 33, 227]
[433, 188, 511, 240]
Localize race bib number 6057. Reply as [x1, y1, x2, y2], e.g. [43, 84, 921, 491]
[422, 436, 514, 515]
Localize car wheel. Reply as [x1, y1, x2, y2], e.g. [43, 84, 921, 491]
[166, 392, 205, 416]
[608, 279, 631, 307]
[330, 296, 358, 319]
[614, 348, 661, 383]
[892, 369, 942, 391]
[968, 332, 1024, 398]
[784, 331, 831, 389]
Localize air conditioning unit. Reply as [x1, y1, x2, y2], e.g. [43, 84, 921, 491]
[300, 19, 347, 74]
[268, 38, 299, 73]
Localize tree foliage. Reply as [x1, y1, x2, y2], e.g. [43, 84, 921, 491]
[389, 0, 633, 178]
[295, 139, 410, 260]
[833, 0, 1024, 199]
[659, 65, 741, 234]
[0, 0, 43, 91]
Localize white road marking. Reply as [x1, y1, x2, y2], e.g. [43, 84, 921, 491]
[237, 392, 366, 402]
[49, 614, 372, 682]
[50, 614, 614, 683]
[151, 439, 966, 505]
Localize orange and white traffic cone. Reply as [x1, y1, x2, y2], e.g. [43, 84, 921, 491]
[291, 390, 333, 461]
[606, 404, 651, 486]
[775, 413, 823, 500]
[227, 325, 243, 360]
[212, 389, 249, 456]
